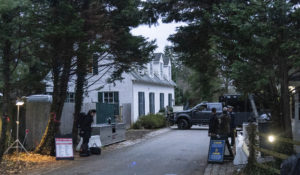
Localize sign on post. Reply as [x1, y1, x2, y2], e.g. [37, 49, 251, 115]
[55, 137, 74, 160]
[208, 139, 225, 163]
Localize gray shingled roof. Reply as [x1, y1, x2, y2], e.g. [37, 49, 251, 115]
[130, 71, 176, 87]
[153, 53, 170, 65]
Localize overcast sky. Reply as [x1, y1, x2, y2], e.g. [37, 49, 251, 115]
[131, 20, 185, 53]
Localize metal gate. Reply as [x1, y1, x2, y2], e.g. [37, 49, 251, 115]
[96, 103, 119, 124]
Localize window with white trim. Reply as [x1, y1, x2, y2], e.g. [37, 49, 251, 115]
[98, 92, 119, 104]
[65, 92, 75, 103]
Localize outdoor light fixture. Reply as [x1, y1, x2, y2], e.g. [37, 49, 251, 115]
[16, 100, 24, 106]
[4, 98, 28, 154]
[289, 86, 296, 93]
[268, 135, 275, 143]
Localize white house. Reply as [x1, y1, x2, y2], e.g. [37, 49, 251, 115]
[45, 53, 176, 125]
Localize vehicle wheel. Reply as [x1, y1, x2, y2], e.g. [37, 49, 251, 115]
[178, 119, 189, 130]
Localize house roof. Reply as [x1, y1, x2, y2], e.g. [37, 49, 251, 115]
[130, 71, 176, 87]
[153, 53, 170, 66]
[153, 53, 162, 62]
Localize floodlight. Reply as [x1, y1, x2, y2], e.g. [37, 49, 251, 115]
[4, 98, 28, 154]
[16, 101, 24, 106]
[268, 135, 275, 143]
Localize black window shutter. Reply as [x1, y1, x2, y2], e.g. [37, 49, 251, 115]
[168, 93, 172, 107]
[98, 92, 103, 103]
[152, 93, 155, 114]
[142, 92, 145, 115]
[138, 92, 141, 116]
[149, 93, 155, 114]
[139, 92, 145, 116]
[149, 93, 152, 114]
[160, 93, 164, 110]
[113, 92, 119, 103]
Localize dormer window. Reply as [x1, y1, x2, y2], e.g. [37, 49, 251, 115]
[160, 63, 163, 77]
[138, 68, 144, 75]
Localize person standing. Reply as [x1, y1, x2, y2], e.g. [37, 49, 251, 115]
[228, 106, 236, 146]
[79, 109, 96, 156]
[208, 108, 219, 137]
[219, 107, 233, 157]
[219, 107, 231, 136]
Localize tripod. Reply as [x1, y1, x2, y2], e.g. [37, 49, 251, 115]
[4, 104, 28, 154]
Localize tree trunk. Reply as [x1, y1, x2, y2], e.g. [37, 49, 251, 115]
[0, 116, 8, 162]
[0, 40, 12, 161]
[280, 57, 292, 137]
[35, 46, 73, 155]
[278, 56, 294, 155]
[72, 0, 92, 145]
[72, 44, 88, 145]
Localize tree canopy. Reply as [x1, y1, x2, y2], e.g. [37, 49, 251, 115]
[146, 0, 300, 147]
[0, 0, 156, 157]
[33, 0, 156, 155]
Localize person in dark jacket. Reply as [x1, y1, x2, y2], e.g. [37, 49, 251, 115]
[79, 109, 96, 156]
[209, 108, 219, 137]
[219, 107, 233, 157]
[228, 106, 236, 146]
[219, 107, 231, 136]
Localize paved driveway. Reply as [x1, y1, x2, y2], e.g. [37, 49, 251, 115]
[43, 128, 210, 175]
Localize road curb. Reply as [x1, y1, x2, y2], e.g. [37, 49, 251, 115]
[204, 163, 236, 175]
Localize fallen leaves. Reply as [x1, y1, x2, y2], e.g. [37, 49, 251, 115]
[0, 152, 56, 175]
[5, 152, 55, 163]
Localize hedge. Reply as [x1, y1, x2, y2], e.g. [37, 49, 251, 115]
[132, 114, 166, 129]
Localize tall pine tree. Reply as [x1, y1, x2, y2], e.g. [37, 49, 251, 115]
[146, 0, 300, 154]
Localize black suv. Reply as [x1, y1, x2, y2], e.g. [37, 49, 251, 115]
[167, 102, 223, 129]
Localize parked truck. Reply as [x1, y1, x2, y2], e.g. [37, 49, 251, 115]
[167, 102, 223, 129]
[219, 94, 254, 126]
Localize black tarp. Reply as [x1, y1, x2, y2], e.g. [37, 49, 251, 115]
[280, 153, 300, 175]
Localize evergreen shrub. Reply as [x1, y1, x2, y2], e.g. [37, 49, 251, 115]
[131, 114, 166, 129]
